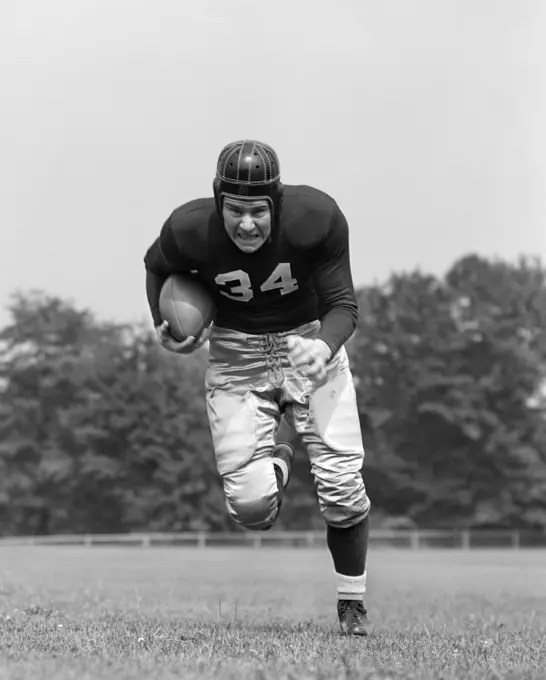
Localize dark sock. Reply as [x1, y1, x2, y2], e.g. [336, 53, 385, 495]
[274, 464, 284, 506]
[262, 464, 286, 532]
[327, 515, 370, 576]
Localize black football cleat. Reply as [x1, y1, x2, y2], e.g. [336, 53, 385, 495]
[337, 599, 372, 636]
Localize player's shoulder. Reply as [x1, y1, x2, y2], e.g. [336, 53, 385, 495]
[283, 184, 339, 214]
[168, 197, 216, 235]
[281, 185, 344, 247]
[166, 197, 219, 255]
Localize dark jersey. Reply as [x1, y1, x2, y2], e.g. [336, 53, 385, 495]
[144, 185, 358, 355]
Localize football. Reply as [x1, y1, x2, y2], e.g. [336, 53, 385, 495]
[159, 273, 216, 342]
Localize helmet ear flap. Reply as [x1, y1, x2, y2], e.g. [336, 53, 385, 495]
[276, 183, 284, 222]
[213, 178, 222, 215]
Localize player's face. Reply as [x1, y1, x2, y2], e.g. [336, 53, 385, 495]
[222, 198, 272, 253]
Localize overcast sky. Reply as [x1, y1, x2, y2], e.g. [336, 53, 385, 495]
[1, 0, 544, 328]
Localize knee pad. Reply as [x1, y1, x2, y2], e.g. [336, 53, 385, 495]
[321, 482, 371, 529]
[222, 455, 280, 531]
[225, 493, 279, 530]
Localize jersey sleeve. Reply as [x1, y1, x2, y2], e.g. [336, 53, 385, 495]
[143, 214, 195, 326]
[310, 204, 358, 356]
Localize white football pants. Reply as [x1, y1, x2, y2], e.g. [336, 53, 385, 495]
[205, 321, 370, 530]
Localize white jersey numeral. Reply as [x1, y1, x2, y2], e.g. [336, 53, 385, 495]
[260, 263, 299, 296]
[215, 269, 254, 302]
[214, 263, 298, 302]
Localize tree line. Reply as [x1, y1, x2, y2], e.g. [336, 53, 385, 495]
[1, 254, 545, 536]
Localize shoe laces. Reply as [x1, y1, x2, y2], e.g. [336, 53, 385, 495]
[338, 599, 367, 623]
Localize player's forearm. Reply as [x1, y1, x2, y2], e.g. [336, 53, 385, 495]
[317, 304, 358, 357]
[144, 226, 182, 327]
[145, 269, 167, 326]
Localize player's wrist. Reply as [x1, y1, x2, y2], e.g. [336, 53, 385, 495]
[314, 339, 333, 363]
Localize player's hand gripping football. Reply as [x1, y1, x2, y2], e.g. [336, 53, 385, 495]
[156, 320, 211, 354]
[286, 335, 332, 383]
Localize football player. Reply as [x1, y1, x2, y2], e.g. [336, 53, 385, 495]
[144, 140, 372, 635]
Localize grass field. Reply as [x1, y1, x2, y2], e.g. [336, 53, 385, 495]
[0, 546, 545, 679]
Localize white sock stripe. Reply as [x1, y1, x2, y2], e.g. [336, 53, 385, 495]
[335, 570, 367, 596]
[272, 458, 289, 487]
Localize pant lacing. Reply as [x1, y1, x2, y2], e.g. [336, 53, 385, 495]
[259, 333, 285, 388]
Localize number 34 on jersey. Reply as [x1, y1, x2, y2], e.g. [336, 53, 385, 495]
[215, 263, 299, 302]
